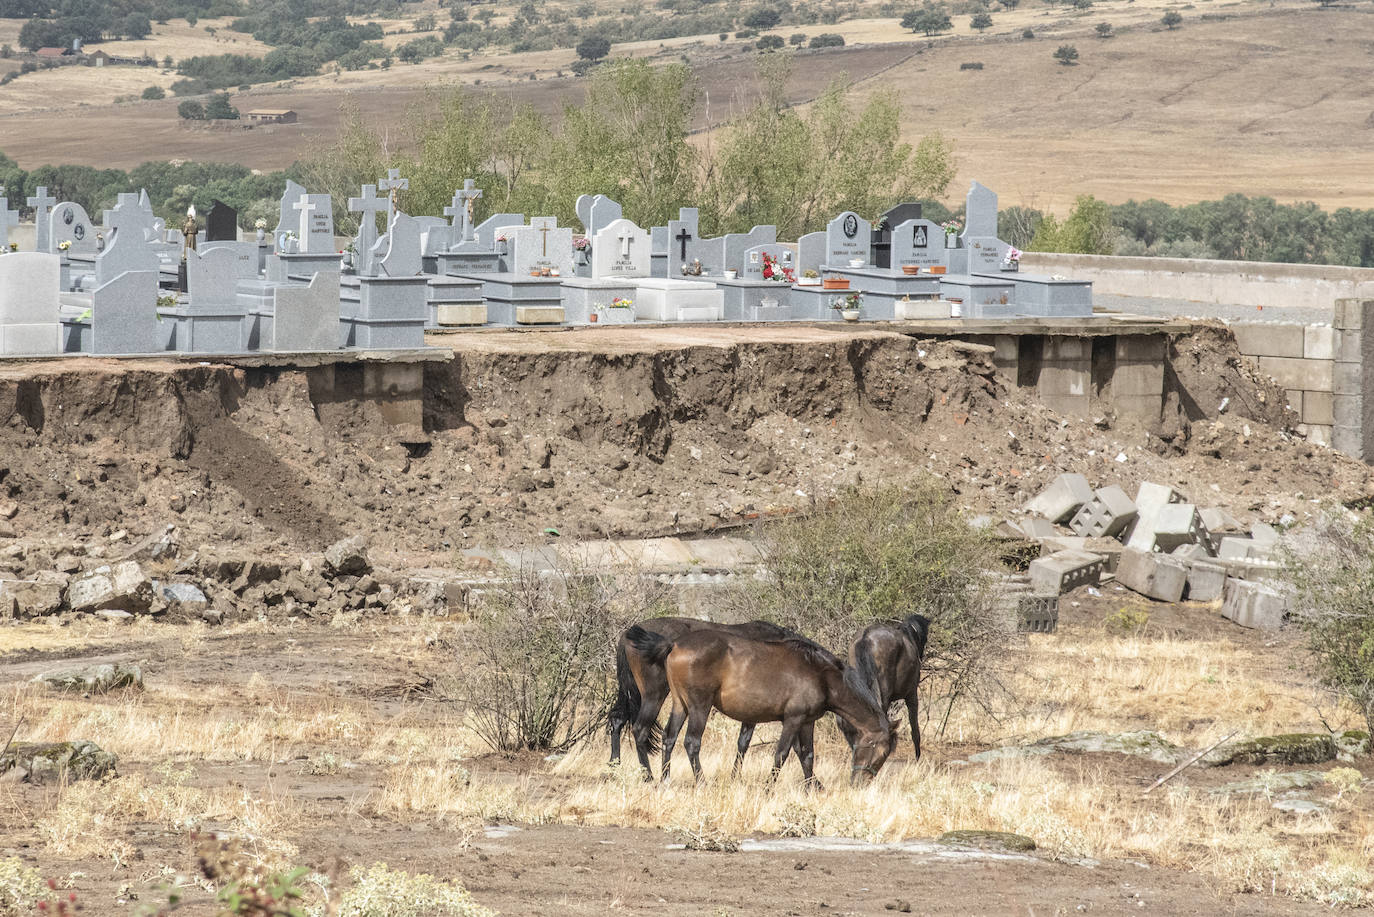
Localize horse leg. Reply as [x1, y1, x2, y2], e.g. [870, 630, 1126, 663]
[770, 717, 803, 783]
[684, 706, 710, 784]
[731, 724, 756, 779]
[660, 699, 688, 784]
[797, 721, 822, 792]
[630, 679, 669, 782]
[906, 690, 921, 760]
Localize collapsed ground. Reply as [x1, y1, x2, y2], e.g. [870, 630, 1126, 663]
[1, 321, 1373, 912]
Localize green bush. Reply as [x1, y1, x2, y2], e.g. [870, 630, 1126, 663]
[141, 85, 166, 100]
[789, 32, 806, 44]
[327, 863, 494, 917]
[808, 32, 845, 47]
[1162, 9, 1182, 28]
[1053, 44, 1079, 65]
[177, 99, 206, 120]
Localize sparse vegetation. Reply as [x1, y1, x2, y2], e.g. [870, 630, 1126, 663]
[970, 12, 993, 31]
[1053, 44, 1080, 65]
[1162, 9, 1183, 28]
[1096, 21, 1114, 37]
[903, 6, 954, 35]
[141, 84, 166, 100]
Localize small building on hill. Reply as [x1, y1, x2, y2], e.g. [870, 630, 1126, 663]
[35, 47, 67, 60]
[246, 109, 298, 125]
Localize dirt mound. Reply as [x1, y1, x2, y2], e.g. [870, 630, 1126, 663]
[0, 330, 1365, 569]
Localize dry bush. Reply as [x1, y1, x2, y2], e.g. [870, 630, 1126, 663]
[454, 563, 665, 752]
[733, 479, 1013, 725]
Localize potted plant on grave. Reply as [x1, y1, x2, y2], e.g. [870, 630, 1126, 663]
[821, 273, 850, 290]
[254, 217, 267, 243]
[595, 297, 634, 325]
[1003, 246, 1022, 271]
[942, 219, 962, 249]
[573, 235, 590, 266]
[798, 269, 821, 286]
[57, 240, 71, 257]
[831, 290, 862, 321]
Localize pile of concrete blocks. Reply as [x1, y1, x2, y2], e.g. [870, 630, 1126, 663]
[1008, 475, 1289, 625]
[995, 573, 1061, 634]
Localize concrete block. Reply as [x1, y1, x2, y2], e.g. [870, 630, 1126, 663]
[1171, 543, 1208, 561]
[1304, 325, 1335, 361]
[1187, 561, 1227, 602]
[1083, 538, 1124, 573]
[1069, 485, 1138, 538]
[1303, 395, 1334, 424]
[1250, 523, 1280, 546]
[1024, 473, 1094, 524]
[1116, 548, 1189, 603]
[1199, 507, 1244, 553]
[515, 306, 565, 325]
[1114, 335, 1165, 363]
[1230, 323, 1305, 358]
[1218, 536, 1256, 560]
[1019, 517, 1061, 539]
[1285, 390, 1303, 414]
[1333, 298, 1368, 331]
[1039, 535, 1089, 554]
[1221, 578, 1287, 630]
[1258, 356, 1332, 393]
[1153, 503, 1208, 554]
[1334, 361, 1362, 396]
[437, 303, 487, 326]
[1334, 393, 1363, 427]
[1124, 483, 1182, 551]
[1307, 424, 1333, 447]
[1335, 329, 1362, 365]
[1028, 550, 1105, 595]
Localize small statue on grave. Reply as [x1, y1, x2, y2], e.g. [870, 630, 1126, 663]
[181, 205, 198, 261]
[680, 258, 703, 276]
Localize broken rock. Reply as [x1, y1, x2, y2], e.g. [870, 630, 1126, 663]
[324, 535, 372, 578]
[66, 561, 154, 613]
[39, 663, 143, 693]
[0, 740, 117, 782]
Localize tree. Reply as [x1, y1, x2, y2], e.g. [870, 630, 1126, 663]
[970, 11, 993, 30]
[177, 99, 205, 120]
[809, 33, 844, 47]
[575, 35, 611, 61]
[902, 8, 954, 36]
[756, 34, 785, 50]
[123, 12, 152, 39]
[789, 33, 806, 45]
[1161, 9, 1182, 28]
[1001, 0, 1019, 8]
[1031, 194, 1113, 253]
[744, 7, 783, 29]
[141, 85, 165, 100]
[1073, 0, 1093, 9]
[1022, 28, 1034, 38]
[0, 43, 11, 58]
[1095, 21, 1113, 37]
[1053, 44, 1079, 65]
[204, 92, 238, 120]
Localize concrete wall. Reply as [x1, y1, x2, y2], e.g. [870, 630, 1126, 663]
[1021, 252, 1374, 310]
[1229, 322, 1335, 446]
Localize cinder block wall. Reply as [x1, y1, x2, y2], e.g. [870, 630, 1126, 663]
[1228, 322, 1335, 446]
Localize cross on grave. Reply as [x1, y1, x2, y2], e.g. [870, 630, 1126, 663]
[675, 226, 693, 260]
[348, 183, 386, 271]
[618, 224, 636, 258]
[444, 179, 482, 243]
[293, 193, 317, 241]
[378, 168, 409, 225]
[26, 187, 55, 253]
[0, 197, 20, 250]
[539, 222, 551, 256]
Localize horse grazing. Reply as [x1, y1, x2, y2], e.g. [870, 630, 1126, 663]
[609, 617, 856, 778]
[849, 614, 931, 758]
[626, 626, 895, 787]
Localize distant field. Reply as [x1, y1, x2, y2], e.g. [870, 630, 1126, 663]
[0, 0, 1371, 213]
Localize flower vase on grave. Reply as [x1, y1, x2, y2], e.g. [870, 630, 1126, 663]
[256, 228, 265, 243]
[945, 231, 959, 250]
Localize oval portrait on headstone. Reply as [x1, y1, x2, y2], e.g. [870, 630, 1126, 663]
[73, 224, 85, 240]
[842, 214, 858, 239]
[62, 207, 74, 226]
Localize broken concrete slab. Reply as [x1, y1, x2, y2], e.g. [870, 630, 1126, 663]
[1028, 550, 1105, 594]
[1152, 503, 1209, 554]
[1068, 485, 1137, 539]
[1124, 482, 1182, 551]
[66, 561, 153, 612]
[1018, 517, 1061, 539]
[1199, 507, 1244, 552]
[1221, 577, 1288, 629]
[324, 535, 372, 577]
[0, 576, 66, 617]
[1038, 535, 1089, 554]
[1116, 547, 1189, 602]
[1023, 473, 1093, 524]
[1187, 560, 1228, 602]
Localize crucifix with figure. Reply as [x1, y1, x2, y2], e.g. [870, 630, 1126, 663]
[348, 184, 386, 273]
[378, 168, 409, 225]
[444, 179, 482, 244]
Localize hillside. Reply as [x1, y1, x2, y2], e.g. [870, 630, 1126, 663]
[0, 0, 1370, 212]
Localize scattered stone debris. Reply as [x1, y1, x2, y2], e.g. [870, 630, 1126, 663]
[1210, 771, 1326, 796]
[938, 830, 1037, 853]
[67, 561, 154, 613]
[1202, 733, 1337, 768]
[969, 730, 1181, 765]
[0, 740, 117, 782]
[324, 535, 372, 578]
[38, 663, 143, 693]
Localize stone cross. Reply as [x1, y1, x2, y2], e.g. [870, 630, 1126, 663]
[443, 179, 482, 243]
[348, 183, 386, 273]
[378, 168, 409, 225]
[675, 225, 693, 260]
[0, 198, 19, 251]
[618, 224, 636, 258]
[293, 194, 317, 242]
[27, 186, 56, 253]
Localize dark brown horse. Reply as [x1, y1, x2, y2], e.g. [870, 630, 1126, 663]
[626, 626, 895, 786]
[849, 614, 931, 758]
[609, 617, 856, 777]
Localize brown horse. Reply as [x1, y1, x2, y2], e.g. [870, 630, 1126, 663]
[849, 614, 931, 758]
[626, 626, 895, 786]
[609, 617, 856, 778]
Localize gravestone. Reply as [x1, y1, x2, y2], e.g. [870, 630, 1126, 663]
[890, 219, 948, 271]
[377, 213, 424, 278]
[872, 202, 923, 269]
[590, 217, 650, 279]
[475, 213, 524, 250]
[961, 181, 1013, 273]
[274, 272, 340, 352]
[205, 200, 238, 243]
[95, 217, 161, 286]
[91, 270, 161, 354]
[294, 193, 335, 254]
[104, 193, 159, 244]
[0, 252, 61, 355]
[508, 217, 573, 277]
[378, 168, 409, 225]
[348, 184, 386, 275]
[0, 197, 19, 251]
[414, 216, 450, 259]
[650, 225, 669, 276]
[666, 208, 699, 277]
[825, 211, 871, 268]
[273, 179, 306, 248]
[445, 179, 483, 244]
[579, 194, 624, 239]
[178, 243, 257, 352]
[741, 243, 794, 281]
[721, 226, 777, 274]
[797, 231, 825, 277]
[50, 202, 98, 255]
[27, 187, 56, 254]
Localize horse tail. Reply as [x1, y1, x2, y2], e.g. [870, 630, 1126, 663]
[904, 614, 932, 661]
[607, 637, 641, 738]
[625, 624, 673, 665]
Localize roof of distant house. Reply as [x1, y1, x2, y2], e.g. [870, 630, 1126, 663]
[36, 47, 66, 57]
[248, 109, 296, 116]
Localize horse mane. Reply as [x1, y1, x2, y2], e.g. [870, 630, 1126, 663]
[845, 637, 888, 723]
[900, 614, 932, 661]
[740, 621, 844, 668]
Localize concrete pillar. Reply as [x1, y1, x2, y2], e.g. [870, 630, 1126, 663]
[364, 362, 424, 427]
[1333, 298, 1374, 461]
[1037, 336, 1091, 417]
[1111, 335, 1165, 423]
[991, 334, 1018, 384]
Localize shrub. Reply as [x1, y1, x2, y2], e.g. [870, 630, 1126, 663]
[177, 99, 206, 120]
[744, 7, 783, 29]
[204, 92, 239, 120]
[331, 863, 495, 917]
[735, 28, 759, 38]
[757, 34, 785, 50]
[1095, 21, 1114, 37]
[142, 85, 166, 100]
[453, 563, 657, 752]
[1022, 27, 1034, 38]
[0, 857, 46, 912]
[1053, 43, 1079, 65]
[1285, 513, 1374, 734]
[789, 32, 807, 44]
[970, 11, 993, 30]
[903, 8, 953, 35]
[1162, 9, 1182, 28]
[576, 34, 612, 60]
[0, 44, 11, 59]
[808, 32, 845, 47]
[730, 480, 1012, 718]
